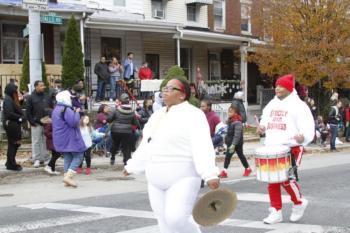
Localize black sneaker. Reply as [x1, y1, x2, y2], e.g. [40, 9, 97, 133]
[110, 157, 115, 165]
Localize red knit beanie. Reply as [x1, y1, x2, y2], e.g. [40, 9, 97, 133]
[276, 74, 294, 93]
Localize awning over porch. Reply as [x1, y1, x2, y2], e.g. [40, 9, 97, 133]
[85, 12, 179, 33]
[174, 29, 250, 45]
[185, 0, 213, 4]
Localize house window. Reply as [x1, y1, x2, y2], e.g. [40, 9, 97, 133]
[152, 0, 164, 19]
[1, 23, 27, 64]
[209, 53, 220, 80]
[187, 4, 197, 22]
[113, 0, 125, 6]
[241, 3, 251, 33]
[214, 0, 225, 30]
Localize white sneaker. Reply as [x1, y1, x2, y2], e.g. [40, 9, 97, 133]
[290, 198, 308, 222]
[263, 207, 283, 224]
[52, 170, 61, 175]
[33, 160, 40, 168]
[44, 165, 54, 174]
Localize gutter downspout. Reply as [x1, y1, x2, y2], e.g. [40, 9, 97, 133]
[176, 26, 183, 66]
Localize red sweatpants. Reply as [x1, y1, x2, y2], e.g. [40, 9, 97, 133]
[268, 146, 304, 210]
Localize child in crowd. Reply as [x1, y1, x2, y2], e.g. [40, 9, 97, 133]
[219, 105, 252, 178]
[42, 111, 61, 175]
[316, 115, 329, 147]
[78, 115, 93, 175]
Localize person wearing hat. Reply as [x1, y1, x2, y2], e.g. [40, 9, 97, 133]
[123, 77, 220, 233]
[258, 74, 315, 224]
[107, 93, 140, 166]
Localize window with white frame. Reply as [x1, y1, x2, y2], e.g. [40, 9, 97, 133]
[241, 3, 251, 33]
[152, 0, 164, 19]
[187, 3, 197, 22]
[214, 0, 225, 30]
[113, 0, 125, 6]
[1, 23, 27, 64]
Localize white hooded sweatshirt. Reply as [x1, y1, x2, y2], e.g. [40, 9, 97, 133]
[260, 90, 315, 147]
[125, 101, 219, 182]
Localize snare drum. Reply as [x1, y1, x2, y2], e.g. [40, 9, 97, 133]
[255, 145, 291, 183]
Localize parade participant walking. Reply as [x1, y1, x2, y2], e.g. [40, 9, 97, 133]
[219, 105, 252, 178]
[258, 74, 314, 224]
[52, 91, 87, 187]
[94, 56, 109, 102]
[123, 78, 220, 233]
[2, 83, 25, 171]
[26, 80, 51, 168]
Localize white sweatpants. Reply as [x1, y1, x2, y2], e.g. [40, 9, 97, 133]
[145, 161, 202, 233]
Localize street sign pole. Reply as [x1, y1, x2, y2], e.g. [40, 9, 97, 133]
[28, 9, 42, 92]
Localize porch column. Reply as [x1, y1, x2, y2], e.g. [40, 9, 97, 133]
[177, 38, 181, 66]
[240, 45, 248, 112]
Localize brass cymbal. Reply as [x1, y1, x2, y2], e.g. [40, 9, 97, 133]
[192, 188, 237, 227]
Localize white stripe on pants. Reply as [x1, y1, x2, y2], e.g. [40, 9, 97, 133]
[146, 161, 202, 233]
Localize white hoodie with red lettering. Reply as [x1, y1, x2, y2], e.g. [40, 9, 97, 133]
[260, 89, 315, 147]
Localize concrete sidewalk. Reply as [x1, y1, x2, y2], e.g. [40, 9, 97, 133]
[1, 140, 350, 178]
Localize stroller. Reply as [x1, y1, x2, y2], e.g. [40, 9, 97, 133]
[91, 125, 111, 157]
[213, 122, 227, 155]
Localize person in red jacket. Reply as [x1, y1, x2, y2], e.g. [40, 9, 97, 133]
[139, 62, 153, 99]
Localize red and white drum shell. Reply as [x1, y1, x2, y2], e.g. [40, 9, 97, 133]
[254, 145, 291, 183]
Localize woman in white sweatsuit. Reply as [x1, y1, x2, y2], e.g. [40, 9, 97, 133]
[124, 78, 220, 233]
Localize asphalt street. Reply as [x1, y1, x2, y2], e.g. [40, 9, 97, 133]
[0, 151, 349, 233]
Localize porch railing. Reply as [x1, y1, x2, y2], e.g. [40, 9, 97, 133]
[201, 79, 242, 101]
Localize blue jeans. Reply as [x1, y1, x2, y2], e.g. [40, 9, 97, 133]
[63, 152, 84, 172]
[96, 79, 105, 101]
[110, 76, 116, 100]
[330, 124, 338, 150]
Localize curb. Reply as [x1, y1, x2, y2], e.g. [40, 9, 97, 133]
[1, 144, 350, 179]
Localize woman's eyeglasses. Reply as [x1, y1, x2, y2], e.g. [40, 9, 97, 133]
[161, 86, 183, 92]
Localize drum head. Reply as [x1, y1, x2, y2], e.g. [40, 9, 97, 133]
[193, 188, 237, 226]
[255, 145, 290, 158]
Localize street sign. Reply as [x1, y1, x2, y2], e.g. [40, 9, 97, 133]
[22, 0, 48, 11]
[23, 24, 29, 38]
[41, 13, 63, 25]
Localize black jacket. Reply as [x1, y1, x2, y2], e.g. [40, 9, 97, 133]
[94, 62, 110, 82]
[137, 107, 153, 129]
[107, 106, 139, 134]
[2, 83, 24, 124]
[26, 90, 52, 126]
[328, 106, 341, 125]
[231, 99, 247, 123]
[224, 120, 243, 146]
